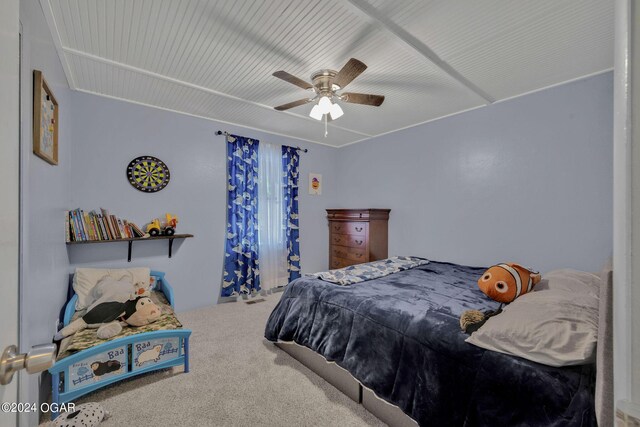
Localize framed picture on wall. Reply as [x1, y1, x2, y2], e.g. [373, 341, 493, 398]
[309, 173, 322, 195]
[33, 70, 59, 165]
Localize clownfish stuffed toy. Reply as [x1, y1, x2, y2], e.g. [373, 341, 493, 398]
[460, 263, 541, 334]
[478, 263, 541, 303]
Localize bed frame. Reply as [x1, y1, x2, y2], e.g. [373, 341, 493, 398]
[275, 342, 418, 426]
[48, 270, 191, 420]
[274, 264, 614, 427]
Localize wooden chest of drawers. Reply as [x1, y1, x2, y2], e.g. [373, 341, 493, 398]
[327, 209, 390, 269]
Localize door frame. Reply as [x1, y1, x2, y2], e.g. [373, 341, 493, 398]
[0, 0, 22, 426]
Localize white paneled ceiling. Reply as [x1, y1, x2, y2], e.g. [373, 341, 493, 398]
[42, 0, 613, 147]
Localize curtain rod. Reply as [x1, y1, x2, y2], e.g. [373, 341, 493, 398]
[215, 130, 308, 153]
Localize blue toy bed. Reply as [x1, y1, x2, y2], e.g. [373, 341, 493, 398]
[49, 270, 191, 420]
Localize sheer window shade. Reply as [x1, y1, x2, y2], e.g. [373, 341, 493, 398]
[258, 142, 289, 290]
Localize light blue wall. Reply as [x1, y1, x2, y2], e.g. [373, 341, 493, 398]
[335, 72, 613, 273]
[68, 92, 339, 311]
[19, 0, 72, 424]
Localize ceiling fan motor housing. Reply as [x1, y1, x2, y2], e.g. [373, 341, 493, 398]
[311, 69, 341, 97]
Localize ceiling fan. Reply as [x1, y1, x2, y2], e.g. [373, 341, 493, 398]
[272, 58, 385, 126]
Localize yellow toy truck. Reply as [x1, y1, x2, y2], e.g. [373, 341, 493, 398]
[146, 213, 178, 236]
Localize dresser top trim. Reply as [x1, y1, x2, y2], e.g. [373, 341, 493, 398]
[326, 209, 391, 221]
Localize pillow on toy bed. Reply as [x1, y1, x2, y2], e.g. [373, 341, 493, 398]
[87, 278, 152, 307]
[73, 267, 151, 310]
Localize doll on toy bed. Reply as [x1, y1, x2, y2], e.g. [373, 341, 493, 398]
[54, 279, 162, 341]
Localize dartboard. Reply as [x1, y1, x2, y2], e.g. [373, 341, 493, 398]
[127, 156, 170, 193]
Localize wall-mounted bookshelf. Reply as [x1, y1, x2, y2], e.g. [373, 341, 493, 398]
[66, 234, 194, 262]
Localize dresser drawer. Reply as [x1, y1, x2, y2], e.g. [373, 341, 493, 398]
[330, 222, 367, 236]
[331, 245, 368, 263]
[326, 209, 389, 271]
[330, 233, 367, 249]
[330, 257, 353, 270]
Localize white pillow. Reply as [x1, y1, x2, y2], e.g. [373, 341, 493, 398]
[535, 269, 602, 297]
[466, 288, 598, 367]
[73, 268, 150, 310]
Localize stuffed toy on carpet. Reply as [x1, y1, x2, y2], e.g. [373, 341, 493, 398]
[52, 402, 109, 427]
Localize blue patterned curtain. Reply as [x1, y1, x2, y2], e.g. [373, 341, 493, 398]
[282, 146, 301, 281]
[222, 135, 260, 297]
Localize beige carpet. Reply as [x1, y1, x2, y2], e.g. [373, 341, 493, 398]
[44, 293, 385, 426]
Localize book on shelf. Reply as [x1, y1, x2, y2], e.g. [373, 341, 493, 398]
[83, 211, 95, 241]
[66, 208, 147, 242]
[64, 211, 71, 243]
[71, 210, 83, 241]
[100, 208, 115, 240]
[130, 222, 146, 238]
[117, 218, 127, 239]
[109, 215, 121, 239]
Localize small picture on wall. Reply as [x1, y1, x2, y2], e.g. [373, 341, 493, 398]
[32, 70, 59, 165]
[309, 173, 322, 195]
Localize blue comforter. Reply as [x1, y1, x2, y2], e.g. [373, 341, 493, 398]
[264, 261, 596, 426]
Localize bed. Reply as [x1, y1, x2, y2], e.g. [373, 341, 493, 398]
[49, 270, 191, 420]
[265, 260, 610, 426]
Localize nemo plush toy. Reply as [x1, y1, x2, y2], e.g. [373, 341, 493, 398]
[460, 263, 541, 333]
[478, 263, 541, 303]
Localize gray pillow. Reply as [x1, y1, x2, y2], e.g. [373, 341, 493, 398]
[466, 280, 599, 367]
[534, 268, 601, 297]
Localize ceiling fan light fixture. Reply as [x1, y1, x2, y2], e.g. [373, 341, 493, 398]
[329, 102, 344, 120]
[309, 104, 323, 120]
[318, 96, 332, 114]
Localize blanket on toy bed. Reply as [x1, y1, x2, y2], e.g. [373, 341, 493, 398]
[57, 291, 182, 360]
[265, 261, 596, 427]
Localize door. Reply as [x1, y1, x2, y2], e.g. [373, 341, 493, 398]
[0, 0, 21, 426]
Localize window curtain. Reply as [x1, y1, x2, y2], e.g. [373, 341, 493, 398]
[282, 146, 301, 281]
[222, 134, 260, 297]
[258, 142, 289, 290]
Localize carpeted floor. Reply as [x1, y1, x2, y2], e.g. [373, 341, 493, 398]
[43, 293, 385, 426]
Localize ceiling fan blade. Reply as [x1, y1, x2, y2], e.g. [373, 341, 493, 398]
[341, 92, 385, 106]
[274, 98, 312, 111]
[333, 58, 367, 89]
[272, 71, 313, 90]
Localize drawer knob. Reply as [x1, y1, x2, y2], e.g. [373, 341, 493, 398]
[355, 240, 363, 245]
[355, 227, 363, 232]
[355, 253, 363, 258]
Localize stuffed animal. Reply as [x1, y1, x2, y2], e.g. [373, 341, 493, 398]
[477, 263, 541, 303]
[52, 402, 109, 427]
[460, 263, 541, 334]
[54, 296, 162, 341]
[460, 308, 502, 334]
